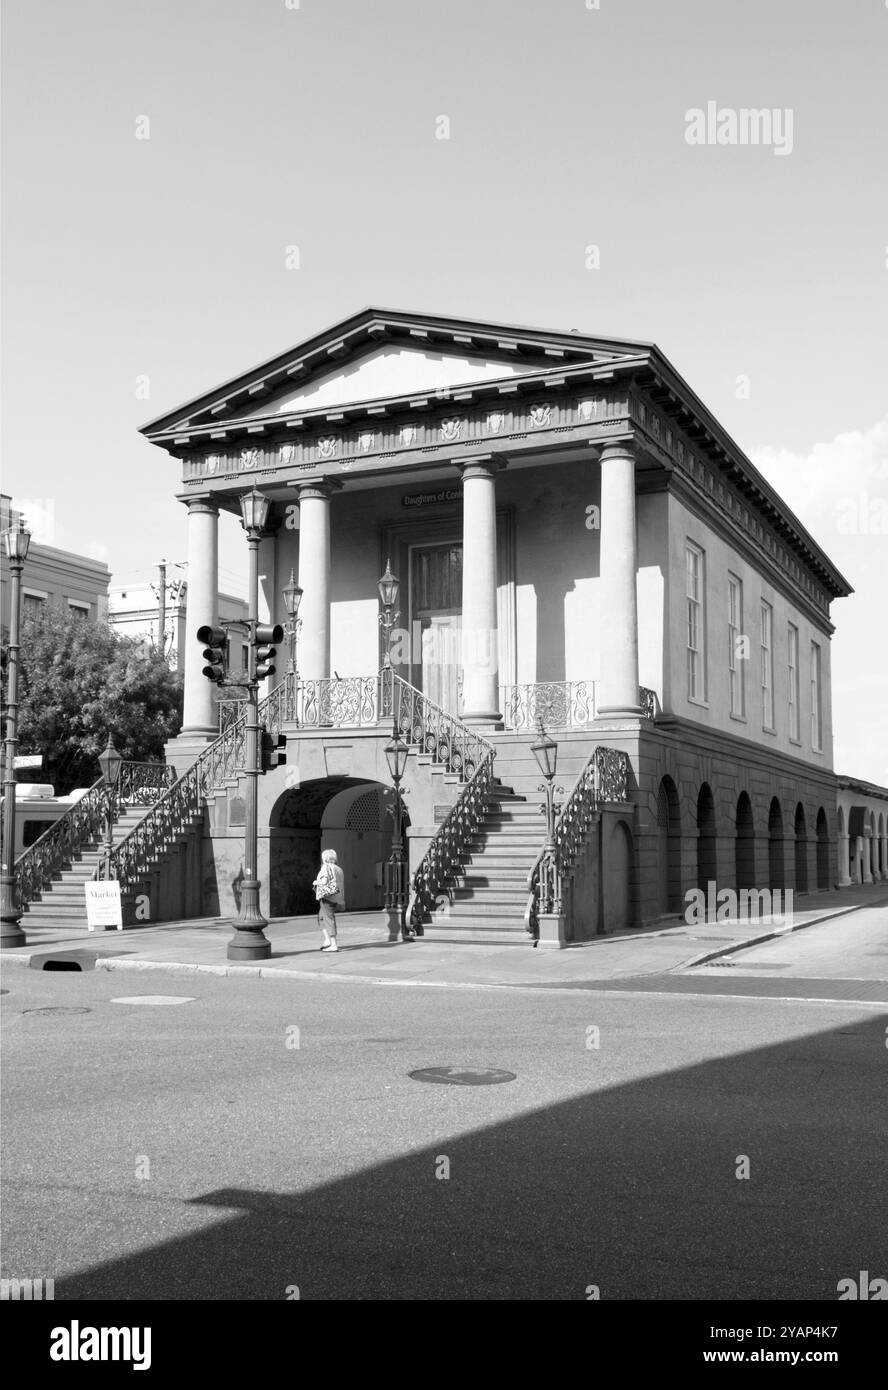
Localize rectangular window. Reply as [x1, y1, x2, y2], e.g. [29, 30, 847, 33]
[811, 641, 823, 750]
[686, 543, 706, 702]
[23, 592, 46, 617]
[728, 574, 745, 717]
[68, 601, 90, 619]
[761, 601, 774, 730]
[788, 623, 800, 741]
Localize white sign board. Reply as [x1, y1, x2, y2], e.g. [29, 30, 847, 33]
[13, 755, 43, 770]
[84, 881, 123, 931]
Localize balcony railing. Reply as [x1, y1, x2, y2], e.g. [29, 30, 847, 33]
[500, 681, 659, 730]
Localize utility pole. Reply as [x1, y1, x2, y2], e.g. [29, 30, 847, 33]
[157, 559, 167, 653]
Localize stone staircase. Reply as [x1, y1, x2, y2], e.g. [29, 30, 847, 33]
[423, 783, 543, 943]
[22, 805, 160, 929]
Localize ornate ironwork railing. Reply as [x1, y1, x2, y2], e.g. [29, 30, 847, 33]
[93, 674, 296, 893]
[407, 751, 496, 930]
[298, 676, 379, 728]
[501, 682, 659, 730]
[14, 778, 108, 908]
[382, 669, 491, 780]
[501, 681, 596, 731]
[117, 762, 177, 806]
[525, 746, 632, 937]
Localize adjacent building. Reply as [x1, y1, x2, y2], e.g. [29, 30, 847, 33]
[1, 495, 111, 630]
[108, 580, 249, 676]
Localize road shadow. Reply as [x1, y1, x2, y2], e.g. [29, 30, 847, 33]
[47, 1011, 888, 1300]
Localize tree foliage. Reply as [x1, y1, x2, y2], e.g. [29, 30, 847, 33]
[3, 607, 183, 794]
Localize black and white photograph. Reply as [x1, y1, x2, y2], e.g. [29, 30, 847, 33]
[1, 0, 886, 1356]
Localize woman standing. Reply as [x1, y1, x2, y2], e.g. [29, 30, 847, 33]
[312, 848, 345, 952]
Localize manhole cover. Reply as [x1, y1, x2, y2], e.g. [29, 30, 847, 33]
[409, 1066, 517, 1086]
[110, 996, 196, 1006]
[24, 1006, 92, 1016]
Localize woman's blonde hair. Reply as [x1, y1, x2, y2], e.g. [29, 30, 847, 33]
[321, 849, 338, 864]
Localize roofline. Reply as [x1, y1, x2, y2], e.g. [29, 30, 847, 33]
[837, 775, 888, 802]
[138, 305, 651, 435]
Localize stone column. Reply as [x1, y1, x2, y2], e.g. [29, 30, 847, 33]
[597, 440, 643, 717]
[460, 456, 502, 725]
[181, 498, 219, 736]
[297, 483, 335, 681]
[863, 834, 873, 883]
[257, 532, 277, 626]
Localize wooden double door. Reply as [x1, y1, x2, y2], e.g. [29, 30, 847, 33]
[409, 540, 462, 715]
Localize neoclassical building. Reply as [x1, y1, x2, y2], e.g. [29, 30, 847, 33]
[116, 307, 855, 939]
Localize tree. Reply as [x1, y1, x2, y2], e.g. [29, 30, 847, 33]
[3, 607, 183, 794]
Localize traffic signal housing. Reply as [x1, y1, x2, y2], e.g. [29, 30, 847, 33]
[254, 623, 284, 681]
[197, 625, 228, 683]
[260, 729, 287, 773]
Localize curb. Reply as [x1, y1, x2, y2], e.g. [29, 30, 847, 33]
[679, 899, 887, 970]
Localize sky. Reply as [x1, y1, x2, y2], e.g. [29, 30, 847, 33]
[2, 0, 886, 779]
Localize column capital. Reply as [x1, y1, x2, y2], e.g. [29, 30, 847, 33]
[598, 438, 638, 464]
[294, 478, 344, 503]
[459, 453, 506, 482]
[182, 495, 220, 516]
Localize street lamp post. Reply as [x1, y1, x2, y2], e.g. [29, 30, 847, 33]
[383, 726, 411, 942]
[282, 568, 303, 723]
[530, 719, 563, 914]
[1, 519, 31, 947]
[377, 559, 400, 671]
[97, 735, 124, 878]
[229, 487, 272, 961]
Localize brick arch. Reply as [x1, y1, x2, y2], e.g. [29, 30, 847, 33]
[655, 775, 682, 915]
[815, 806, 830, 890]
[735, 791, 756, 890]
[794, 802, 809, 894]
[696, 783, 717, 894]
[768, 796, 785, 890]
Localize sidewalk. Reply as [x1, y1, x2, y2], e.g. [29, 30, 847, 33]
[3, 882, 886, 990]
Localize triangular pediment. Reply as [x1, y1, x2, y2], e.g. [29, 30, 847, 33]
[140, 306, 651, 437]
[246, 344, 554, 417]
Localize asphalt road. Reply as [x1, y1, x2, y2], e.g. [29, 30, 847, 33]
[2, 955, 886, 1301]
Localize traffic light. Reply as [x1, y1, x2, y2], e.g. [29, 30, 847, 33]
[260, 729, 287, 773]
[196, 625, 228, 683]
[254, 623, 284, 681]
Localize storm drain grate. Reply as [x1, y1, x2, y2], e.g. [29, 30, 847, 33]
[410, 1066, 517, 1086]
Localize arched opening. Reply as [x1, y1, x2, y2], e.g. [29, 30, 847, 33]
[655, 776, 682, 914]
[696, 783, 717, 898]
[816, 807, 830, 890]
[735, 792, 755, 890]
[794, 802, 808, 893]
[269, 778, 406, 917]
[848, 806, 866, 883]
[768, 797, 784, 890]
[604, 819, 634, 931]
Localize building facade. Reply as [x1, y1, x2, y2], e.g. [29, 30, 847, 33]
[134, 308, 854, 937]
[1, 495, 111, 630]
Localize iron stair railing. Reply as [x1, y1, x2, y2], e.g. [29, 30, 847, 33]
[524, 745, 632, 939]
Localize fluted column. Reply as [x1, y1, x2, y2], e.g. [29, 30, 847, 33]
[182, 498, 219, 735]
[460, 456, 502, 725]
[297, 483, 335, 680]
[597, 440, 643, 717]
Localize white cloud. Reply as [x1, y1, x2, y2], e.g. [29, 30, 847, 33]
[751, 418, 888, 786]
